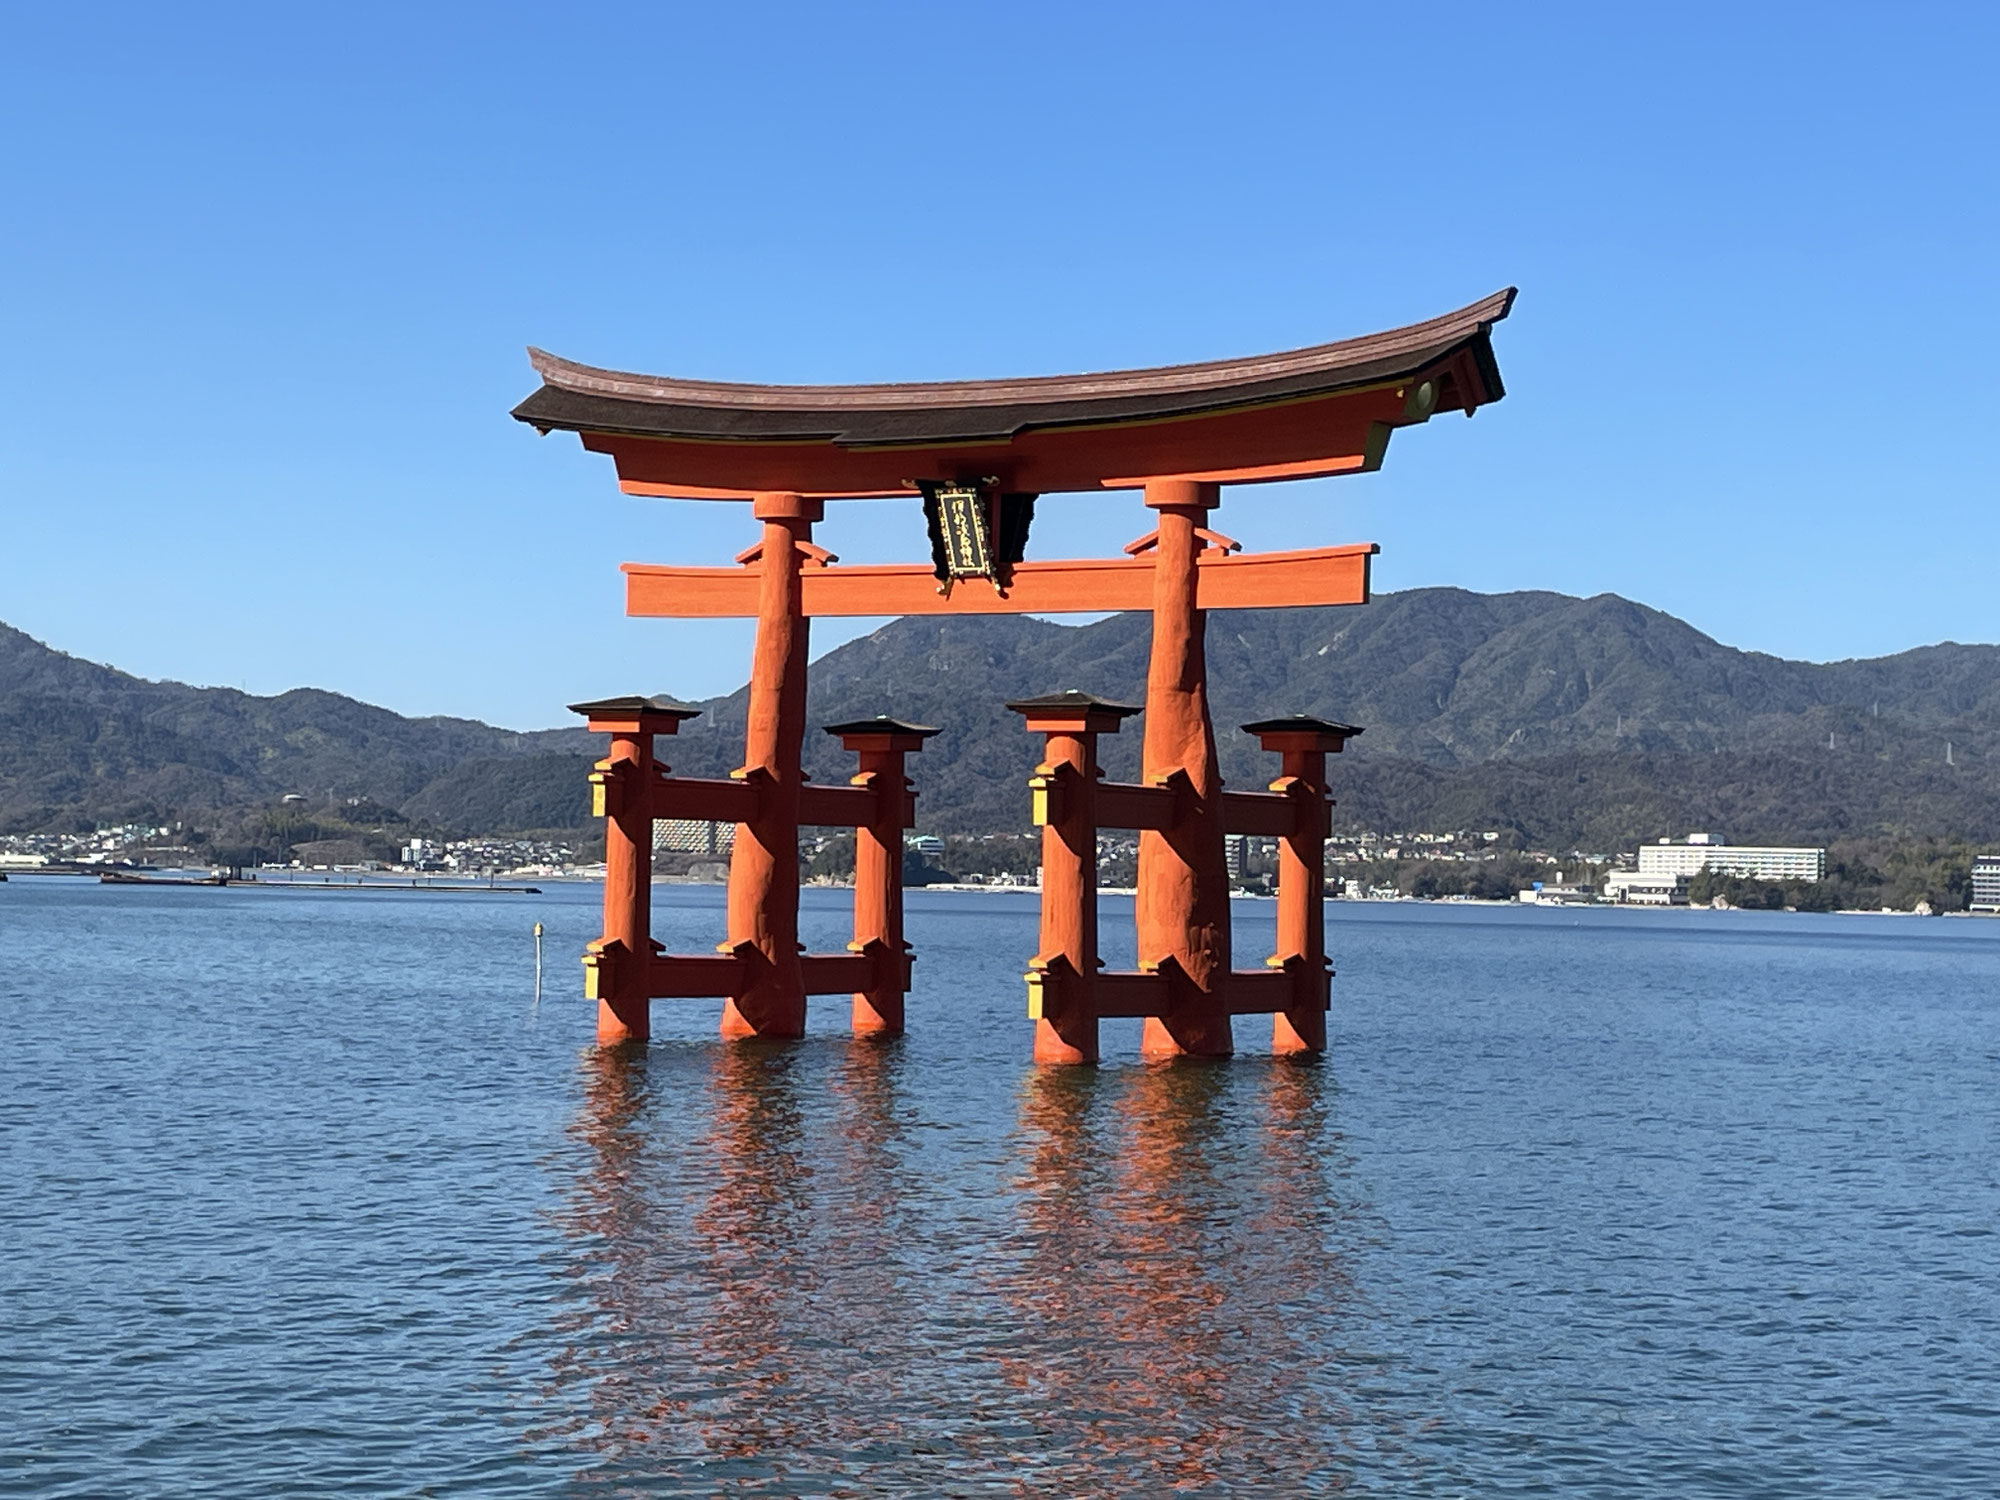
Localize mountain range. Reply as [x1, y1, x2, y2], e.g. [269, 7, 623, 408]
[4, 589, 1996, 851]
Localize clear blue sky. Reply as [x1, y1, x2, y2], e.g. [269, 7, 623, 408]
[3, 2, 1994, 729]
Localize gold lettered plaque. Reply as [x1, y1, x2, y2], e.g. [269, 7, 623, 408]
[934, 484, 993, 578]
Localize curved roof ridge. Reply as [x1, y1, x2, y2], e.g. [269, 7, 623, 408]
[528, 288, 1515, 413]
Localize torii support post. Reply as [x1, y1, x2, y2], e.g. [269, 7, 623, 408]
[1137, 479, 1234, 1059]
[571, 694, 701, 1046]
[1242, 716, 1362, 1055]
[1012, 692, 1143, 1064]
[825, 716, 941, 1037]
[724, 491, 823, 1041]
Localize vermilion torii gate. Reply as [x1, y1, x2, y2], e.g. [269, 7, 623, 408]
[516, 288, 1513, 1059]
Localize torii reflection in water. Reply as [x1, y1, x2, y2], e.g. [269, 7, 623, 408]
[1002, 1060, 1371, 1493]
[547, 1044, 1378, 1494]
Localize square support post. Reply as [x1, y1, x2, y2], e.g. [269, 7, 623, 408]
[825, 716, 940, 1038]
[571, 694, 701, 1046]
[723, 491, 823, 1040]
[1010, 692, 1142, 1064]
[1137, 479, 1234, 1058]
[1243, 715, 1362, 1055]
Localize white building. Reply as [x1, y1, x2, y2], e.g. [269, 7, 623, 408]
[1602, 870, 1689, 905]
[1518, 882, 1594, 905]
[1973, 854, 2000, 913]
[655, 819, 735, 856]
[1636, 834, 1826, 884]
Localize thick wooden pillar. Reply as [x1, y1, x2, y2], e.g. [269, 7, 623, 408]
[598, 728, 654, 1045]
[1244, 716, 1358, 1055]
[1136, 480, 1233, 1058]
[572, 696, 699, 1047]
[1013, 693, 1141, 1064]
[826, 717, 940, 1038]
[723, 492, 821, 1040]
[1272, 747, 1328, 1053]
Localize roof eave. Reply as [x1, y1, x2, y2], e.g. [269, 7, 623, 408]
[510, 322, 1506, 448]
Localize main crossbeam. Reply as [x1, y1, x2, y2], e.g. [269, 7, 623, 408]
[623, 543, 1376, 618]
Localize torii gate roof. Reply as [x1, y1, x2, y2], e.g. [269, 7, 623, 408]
[513, 288, 1514, 500]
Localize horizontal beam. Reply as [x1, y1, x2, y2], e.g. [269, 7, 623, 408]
[653, 775, 759, 824]
[645, 951, 880, 999]
[1096, 782, 1178, 832]
[649, 776, 901, 828]
[1224, 967, 1311, 1015]
[1039, 966, 1327, 1019]
[1093, 971, 1171, 1018]
[1220, 789, 1306, 836]
[647, 954, 749, 998]
[798, 782, 893, 828]
[624, 543, 1376, 619]
[800, 952, 876, 993]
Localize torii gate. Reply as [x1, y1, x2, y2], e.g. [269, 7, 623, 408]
[515, 288, 1513, 1060]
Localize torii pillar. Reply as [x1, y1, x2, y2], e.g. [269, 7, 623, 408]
[1137, 480, 1233, 1058]
[722, 491, 821, 1041]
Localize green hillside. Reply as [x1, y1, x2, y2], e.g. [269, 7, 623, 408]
[5, 590, 1996, 849]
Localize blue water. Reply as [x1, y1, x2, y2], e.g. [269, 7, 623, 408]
[2, 879, 1996, 1497]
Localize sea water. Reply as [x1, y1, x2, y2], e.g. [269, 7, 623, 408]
[2, 880, 1996, 1497]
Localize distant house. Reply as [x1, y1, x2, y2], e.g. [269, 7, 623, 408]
[1637, 833, 1826, 884]
[1973, 855, 2000, 913]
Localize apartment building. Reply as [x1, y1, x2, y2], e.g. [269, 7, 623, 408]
[1973, 854, 2000, 913]
[1636, 833, 1826, 884]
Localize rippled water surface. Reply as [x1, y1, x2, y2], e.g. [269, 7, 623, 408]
[3, 879, 1997, 1496]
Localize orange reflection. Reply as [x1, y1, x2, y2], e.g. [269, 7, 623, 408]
[1004, 1058, 1361, 1493]
[549, 1045, 1363, 1494]
[548, 1040, 921, 1484]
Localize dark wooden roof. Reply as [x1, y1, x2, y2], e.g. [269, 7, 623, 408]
[821, 716, 940, 738]
[1006, 691, 1144, 718]
[1240, 715, 1363, 738]
[567, 694, 700, 720]
[514, 289, 1514, 449]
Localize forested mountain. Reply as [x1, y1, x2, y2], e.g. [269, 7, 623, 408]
[5, 589, 1997, 849]
[0, 621, 590, 832]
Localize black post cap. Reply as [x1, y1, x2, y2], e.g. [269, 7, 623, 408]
[568, 694, 702, 721]
[1005, 690, 1144, 718]
[822, 715, 941, 738]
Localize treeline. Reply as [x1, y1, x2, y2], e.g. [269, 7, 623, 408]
[1687, 839, 1978, 913]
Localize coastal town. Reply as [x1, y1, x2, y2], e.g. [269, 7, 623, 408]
[9, 819, 1993, 913]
